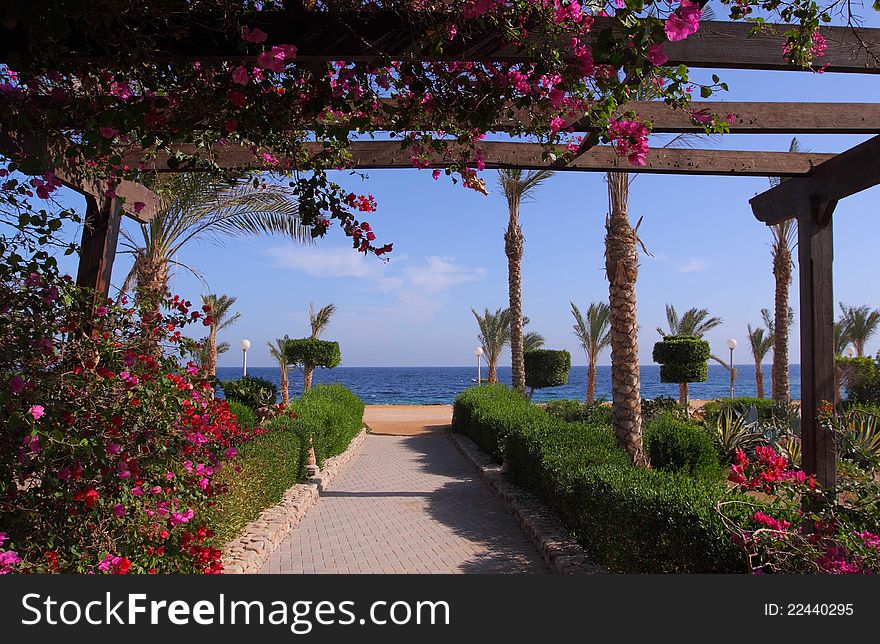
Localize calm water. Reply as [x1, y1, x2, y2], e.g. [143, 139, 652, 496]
[216, 364, 801, 405]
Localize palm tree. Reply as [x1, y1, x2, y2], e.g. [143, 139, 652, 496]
[571, 302, 612, 403]
[656, 304, 722, 405]
[120, 173, 309, 311]
[497, 169, 554, 395]
[523, 330, 545, 352]
[302, 302, 336, 391]
[767, 138, 803, 404]
[747, 323, 774, 399]
[472, 307, 510, 384]
[604, 172, 647, 466]
[267, 338, 290, 406]
[200, 293, 240, 376]
[839, 303, 880, 356]
[656, 304, 723, 338]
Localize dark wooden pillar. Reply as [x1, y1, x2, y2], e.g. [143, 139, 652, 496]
[76, 193, 122, 307]
[796, 196, 837, 489]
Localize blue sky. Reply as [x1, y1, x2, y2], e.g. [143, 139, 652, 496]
[48, 66, 880, 368]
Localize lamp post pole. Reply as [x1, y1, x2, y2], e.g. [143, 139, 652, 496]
[726, 338, 737, 399]
[475, 347, 483, 385]
[240, 339, 251, 377]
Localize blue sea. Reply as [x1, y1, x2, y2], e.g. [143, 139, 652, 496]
[216, 364, 801, 405]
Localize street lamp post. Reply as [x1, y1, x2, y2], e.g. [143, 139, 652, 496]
[240, 339, 251, 377]
[475, 347, 484, 385]
[726, 338, 737, 399]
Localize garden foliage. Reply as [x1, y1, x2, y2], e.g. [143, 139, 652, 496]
[220, 375, 278, 409]
[652, 335, 710, 384]
[524, 349, 571, 391]
[453, 385, 748, 573]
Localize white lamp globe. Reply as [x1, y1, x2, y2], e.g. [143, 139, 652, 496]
[846, 346, 856, 358]
[240, 339, 251, 352]
[726, 338, 738, 351]
[475, 347, 484, 357]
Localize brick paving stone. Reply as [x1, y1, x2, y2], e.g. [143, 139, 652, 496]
[260, 434, 547, 574]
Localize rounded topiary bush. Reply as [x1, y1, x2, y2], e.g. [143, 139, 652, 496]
[644, 412, 722, 479]
[652, 335, 710, 385]
[284, 338, 341, 369]
[524, 349, 572, 391]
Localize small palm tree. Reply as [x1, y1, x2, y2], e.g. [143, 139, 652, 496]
[301, 302, 337, 391]
[472, 307, 511, 384]
[767, 137, 802, 404]
[657, 304, 722, 405]
[497, 168, 554, 395]
[267, 338, 290, 406]
[839, 303, 880, 356]
[523, 330, 545, 352]
[121, 173, 310, 311]
[571, 302, 612, 403]
[747, 323, 774, 399]
[200, 293, 240, 376]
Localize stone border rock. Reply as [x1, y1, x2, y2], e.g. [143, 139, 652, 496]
[222, 428, 368, 574]
[447, 430, 606, 574]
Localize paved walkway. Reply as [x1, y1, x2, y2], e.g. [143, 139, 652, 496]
[260, 427, 547, 574]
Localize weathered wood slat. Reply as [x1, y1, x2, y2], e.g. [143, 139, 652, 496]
[750, 134, 880, 224]
[1, 16, 877, 73]
[76, 194, 122, 306]
[124, 141, 835, 177]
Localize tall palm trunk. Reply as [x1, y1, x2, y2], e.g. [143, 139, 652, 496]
[754, 358, 765, 399]
[487, 360, 498, 384]
[604, 172, 647, 467]
[135, 255, 169, 319]
[773, 244, 792, 403]
[586, 354, 597, 404]
[205, 328, 218, 376]
[505, 201, 526, 395]
[303, 366, 314, 392]
[280, 364, 289, 406]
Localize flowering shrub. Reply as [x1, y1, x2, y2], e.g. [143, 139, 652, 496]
[0, 225, 243, 574]
[719, 407, 880, 574]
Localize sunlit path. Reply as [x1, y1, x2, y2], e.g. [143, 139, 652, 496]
[260, 420, 547, 574]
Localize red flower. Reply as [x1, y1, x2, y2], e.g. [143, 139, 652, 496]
[83, 488, 100, 507]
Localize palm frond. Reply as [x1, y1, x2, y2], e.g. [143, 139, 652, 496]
[309, 302, 337, 338]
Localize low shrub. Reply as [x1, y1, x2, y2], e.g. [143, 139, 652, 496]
[453, 386, 748, 573]
[221, 375, 278, 409]
[227, 401, 257, 430]
[284, 338, 342, 370]
[644, 413, 723, 479]
[210, 384, 364, 544]
[544, 399, 613, 426]
[641, 396, 688, 423]
[700, 397, 777, 425]
[838, 355, 880, 405]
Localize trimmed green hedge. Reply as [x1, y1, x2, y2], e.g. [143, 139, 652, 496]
[227, 401, 257, 430]
[644, 413, 723, 479]
[285, 337, 342, 369]
[210, 384, 364, 545]
[452, 385, 748, 573]
[524, 349, 571, 390]
[544, 399, 613, 426]
[653, 336, 710, 384]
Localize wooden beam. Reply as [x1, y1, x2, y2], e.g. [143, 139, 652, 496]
[0, 129, 160, 223]
[797, 197, 837, 489]
[125, 141, 835, 177]
[1, 16, 877, 73]
[750, 135, 880, 224]
[76, 193, 122, 307]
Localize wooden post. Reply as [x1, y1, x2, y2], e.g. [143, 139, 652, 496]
[796, 197, 837, 489]
[76, 192, 122, 308]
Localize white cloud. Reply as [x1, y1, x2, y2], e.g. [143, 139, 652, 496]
[266, 246, 485, 320]
[677, 257, 708, 273]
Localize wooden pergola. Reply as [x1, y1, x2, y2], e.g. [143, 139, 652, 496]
[3, 13, 880, 489]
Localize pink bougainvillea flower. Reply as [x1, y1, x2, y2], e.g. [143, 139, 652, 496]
[225, 90, 247, 107]
[99, 127, 118, 140]
[664, 0, 702, 42]
[83, 488, 100, 508]
[8, 375, 26, 394]
[133, 201, 146, 214]
[242, 26, 268, 44]
[646, 43, 669, 66]
[23, 434, 40, 454]
[231, 65, 249, 86]
[29, 405, 45, 420]
[225, 447, 237, 459]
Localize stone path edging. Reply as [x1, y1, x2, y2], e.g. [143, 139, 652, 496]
[446, 430, 606, 574]
[222, 428, 368, 574]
